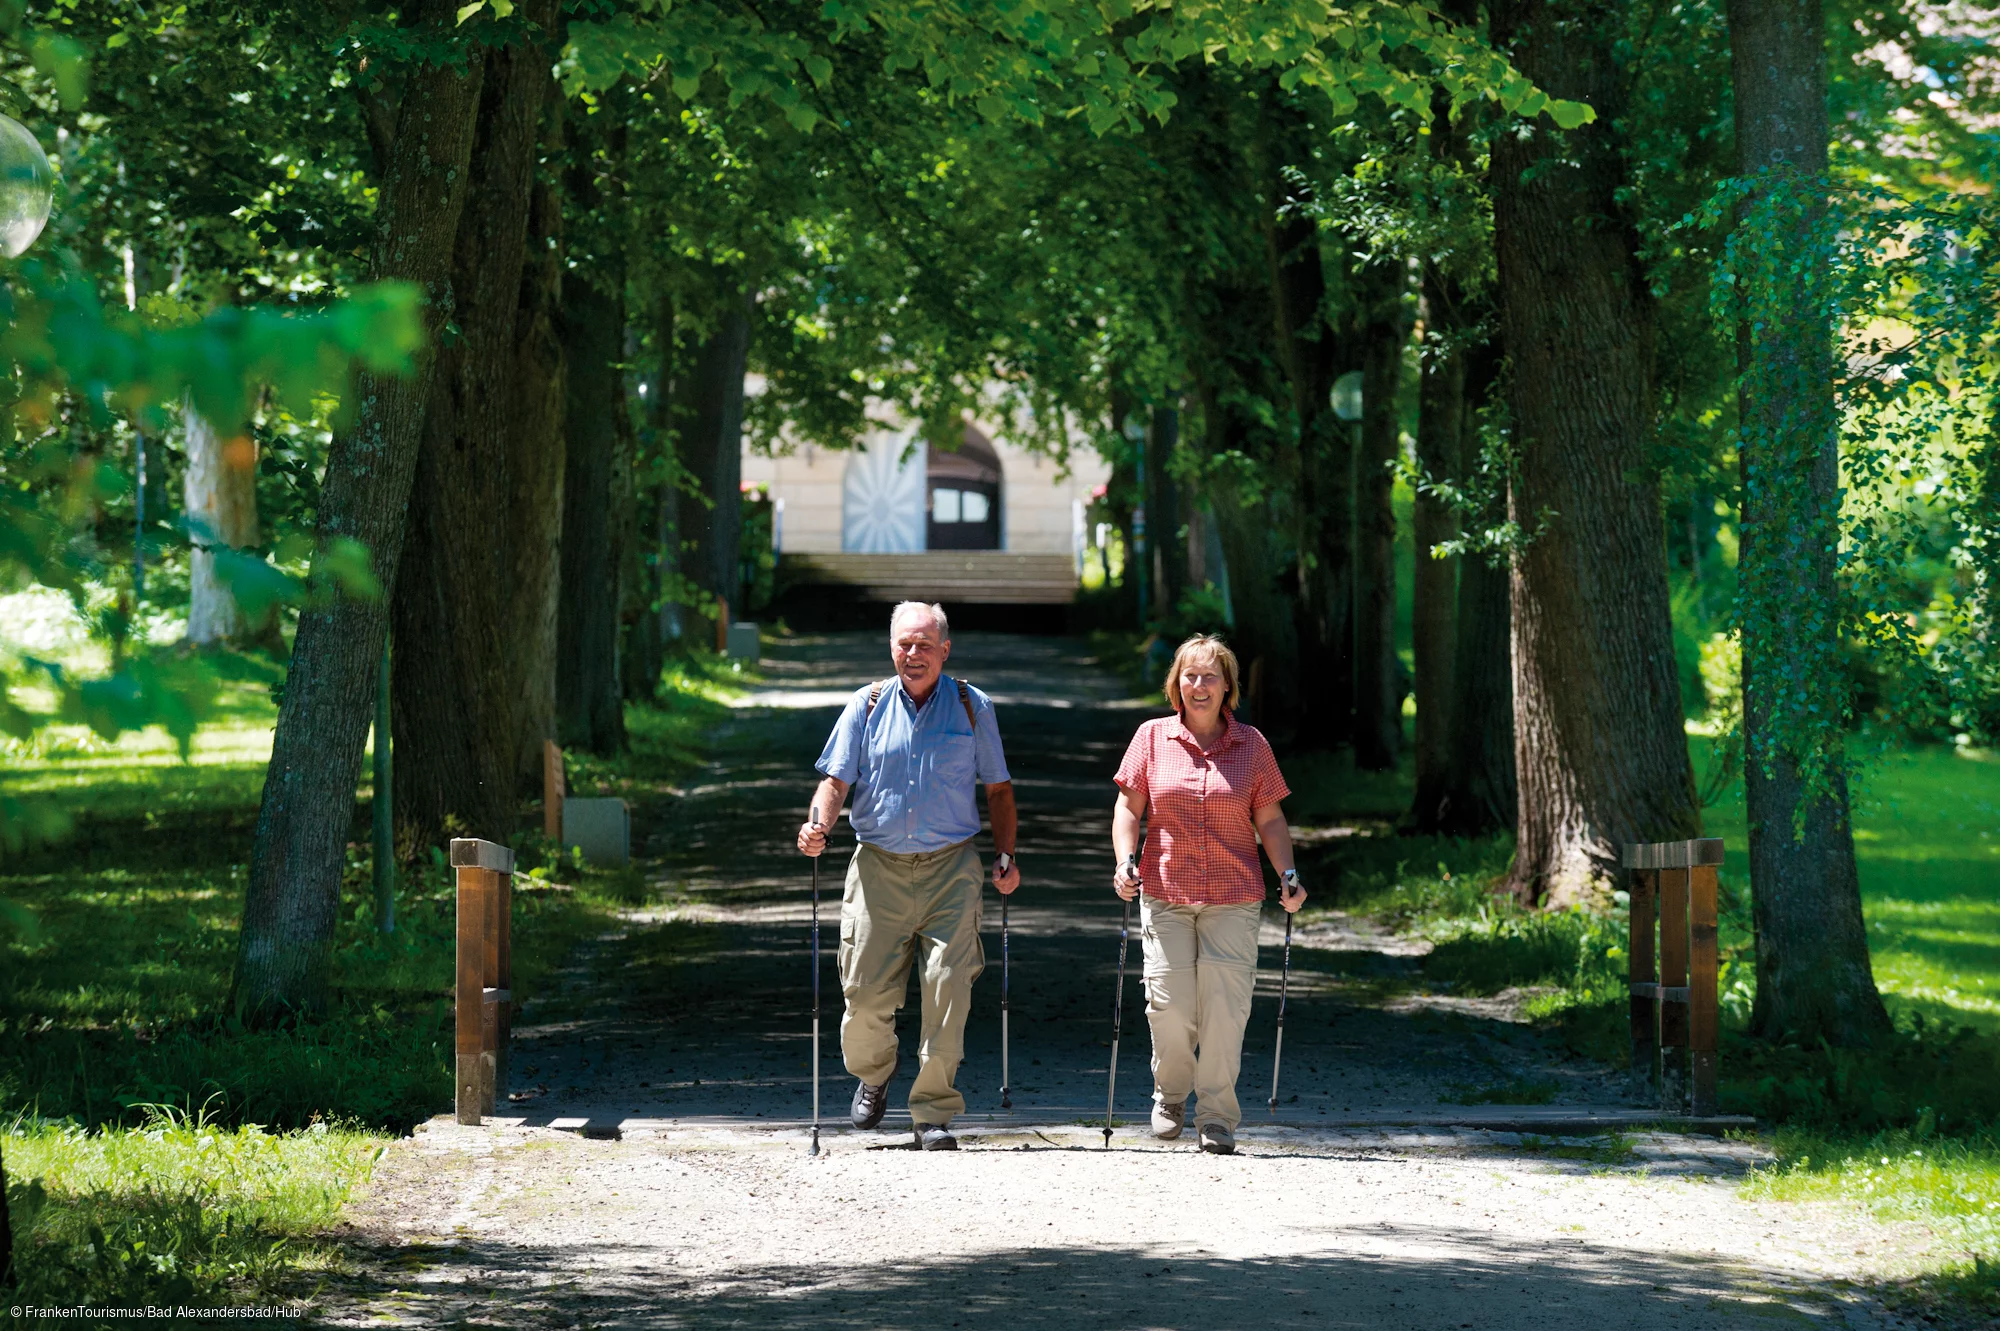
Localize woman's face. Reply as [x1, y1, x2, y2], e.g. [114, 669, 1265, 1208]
[1179, 660, 1226, 719]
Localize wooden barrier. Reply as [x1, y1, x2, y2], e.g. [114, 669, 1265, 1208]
[453, 837, 514, 1125]
[1623, 839, 1724, 1115]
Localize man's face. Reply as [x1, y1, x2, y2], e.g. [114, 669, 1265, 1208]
[891, 615, 950, 697]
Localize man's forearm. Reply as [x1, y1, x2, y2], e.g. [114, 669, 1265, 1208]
[985, 783, 1017, 856]
[810, 776, 848, 824]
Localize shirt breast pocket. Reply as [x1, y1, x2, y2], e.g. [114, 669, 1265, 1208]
[935, 729, 977, 789]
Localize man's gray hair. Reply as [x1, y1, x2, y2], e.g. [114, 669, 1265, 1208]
[890, 600, 950, 641]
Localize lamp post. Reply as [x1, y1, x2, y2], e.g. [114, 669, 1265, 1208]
[0, 113, 52, 258]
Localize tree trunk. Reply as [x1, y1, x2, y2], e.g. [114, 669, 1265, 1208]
[391, 6, 565, 847]
[233, 0, 485, 1023]
[1409, 279, 1465, 823]
[1432, 343, 1518, 837]
[1188, 267, 1301, 731]
[622, 290, 674, 697]
[674, 283, 751, 633]
[1727, 0, 1889, 1044]
[1146, 405, 1184, 619]
[1353, 259, 1407, 772]
[182, 400, 259, 647]
[1268, 209, 1353, 750]
[557, 273, 628, 754]
[1491, 0, 1699, 905]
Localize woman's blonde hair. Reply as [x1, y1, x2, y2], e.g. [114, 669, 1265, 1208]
[1163, 634, 1242, 715]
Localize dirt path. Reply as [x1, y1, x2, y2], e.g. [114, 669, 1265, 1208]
[317, 631, 1938, 1329]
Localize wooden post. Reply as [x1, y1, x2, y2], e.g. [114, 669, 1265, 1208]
[1623, 839, 1726, 1117]
[1627, 868, 1658, 1097]
[1658, 866, 1690, 1111]
[452, 837, 515, 1125]
[543, 740, 564, 842]
[1690, 861, 1720, 1115]
[715, 595, 730, 654]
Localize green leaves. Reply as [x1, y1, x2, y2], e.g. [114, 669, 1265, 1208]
[455, 0, 516, 24]
[565, 1, 1587, 141]
[26, 31, 86, 109]
[2, 267, 423, 436]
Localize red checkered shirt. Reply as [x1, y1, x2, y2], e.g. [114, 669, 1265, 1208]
[1113, 713, 1291, 906]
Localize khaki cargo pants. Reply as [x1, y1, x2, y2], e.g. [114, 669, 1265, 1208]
[839, 839, 985, 1127]
[1140, 898, 1262, 1131]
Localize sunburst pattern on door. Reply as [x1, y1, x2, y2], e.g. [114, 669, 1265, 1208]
[841, 435, 927, 552]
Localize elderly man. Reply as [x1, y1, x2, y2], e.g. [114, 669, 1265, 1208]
[797, 601, 1020, 1150]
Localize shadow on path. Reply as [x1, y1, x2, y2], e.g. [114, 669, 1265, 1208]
[506, 631, 1631, 1132]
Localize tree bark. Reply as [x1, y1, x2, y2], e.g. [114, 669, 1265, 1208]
[1353, 258, 1407, 772]
[1432, 343, 1518, 837]
[182, 400, 259, 647]
[1146, 405, 1183, 619]
[1188, 266, 1301, 731]
[391, 4, 565, 846]
[1491, 0, 1699, 905]
[1409, 277, 1465, 821]
[673, 283, 751, 633]
[1267, 208, 1353, 750]
[557, 273, 628, 753]
[622, 290, 674, 697]
[1727, 0, 1889, 1044]
[233, 0, 485, 1022]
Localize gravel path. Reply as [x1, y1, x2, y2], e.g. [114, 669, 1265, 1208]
[315, 631, 1939, 1329]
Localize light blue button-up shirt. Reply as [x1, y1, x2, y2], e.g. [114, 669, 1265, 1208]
[816, 675, 1011, 854]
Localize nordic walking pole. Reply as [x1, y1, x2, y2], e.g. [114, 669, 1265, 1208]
[1269, 902, 1294, 1115]
[809, 806, 823, 1157]
[1105, 854, 1138, 1149]
[1000, 891, 1012, 1110]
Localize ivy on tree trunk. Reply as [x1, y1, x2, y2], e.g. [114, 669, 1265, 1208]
[1725, 0, 1889, 1045]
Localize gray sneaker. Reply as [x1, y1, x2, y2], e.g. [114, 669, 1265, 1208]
[1150, 1100, 1186, 1140]
[916, 1124, 958, 1151]
[1198, 1122, 1236, 1155]
[850, 1051, 898, 1129]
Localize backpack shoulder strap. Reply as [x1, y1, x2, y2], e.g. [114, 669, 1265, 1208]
[956, 678, 977, 730]
[865, 679, 890, 718]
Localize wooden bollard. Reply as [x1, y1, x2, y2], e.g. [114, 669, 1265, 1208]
[1623, 839, 1724, 1116]
[453, 837, 515, 1125]
[1627, 867, 1658, 1098]
[543, 740, 565, 841]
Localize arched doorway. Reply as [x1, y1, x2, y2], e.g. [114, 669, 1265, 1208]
[927, 423, 1003, 550]
[841, 434, 927, 553]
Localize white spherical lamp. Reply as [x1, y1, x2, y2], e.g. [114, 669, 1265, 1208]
[0, 113, 53, 258]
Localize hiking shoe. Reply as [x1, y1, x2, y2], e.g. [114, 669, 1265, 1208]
[916, 1124, 958, 1151]
[1198, 1122, 1236, 1155]
[1150, 1100, 1186, 1140]
[850, 1052, 898, 1129]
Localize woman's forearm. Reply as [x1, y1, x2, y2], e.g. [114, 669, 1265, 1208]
[1112, 797, 1145, 864]
[1255, 806, 1295, 876]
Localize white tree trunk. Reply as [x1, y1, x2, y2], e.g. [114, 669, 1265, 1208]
[182, 398, 259, 647]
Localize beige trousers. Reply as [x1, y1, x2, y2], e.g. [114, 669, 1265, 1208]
[838, 839, 985, 1126]
[1140, 898, 1262, 1131]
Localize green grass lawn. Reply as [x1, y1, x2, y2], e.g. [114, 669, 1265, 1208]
[1698, 741, 2000, 1033]
[1284, 735, 2000, 1319]
[0, 649, 747, 1311]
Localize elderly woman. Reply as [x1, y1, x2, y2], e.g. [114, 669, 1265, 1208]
[1111, 634, 1305, 1155]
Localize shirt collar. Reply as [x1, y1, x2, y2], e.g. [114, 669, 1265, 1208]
[1170, 709, 1236, 754]
[895, 673, 950, 713]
